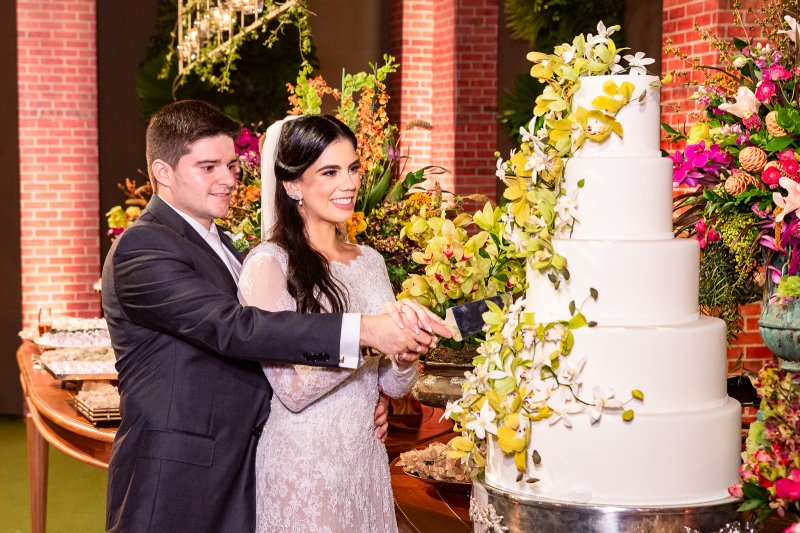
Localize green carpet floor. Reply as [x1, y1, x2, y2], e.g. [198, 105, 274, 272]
[0, 415, 107, 532]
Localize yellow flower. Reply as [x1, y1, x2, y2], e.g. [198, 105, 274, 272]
[345, 211, 367, 243]
[590, 80, 634, 115]
[497, 425, 528, 455]
[574, 107, 622, 142]
[687, 123, 710, 144]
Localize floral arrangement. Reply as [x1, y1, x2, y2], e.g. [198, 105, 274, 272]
[105, 178, 150, 240]
[219, 125, 264, 251]
[398, 202, 526, 318]
[445, 22, 654, 474]
[666, 4, 800, 332]
[730, 363, 800, 526]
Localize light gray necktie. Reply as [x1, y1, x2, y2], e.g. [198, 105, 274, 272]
[205, 230, 241, 282]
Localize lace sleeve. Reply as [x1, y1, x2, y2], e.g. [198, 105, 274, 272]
[239, 245, 356, 413]
[378, 356, 418, 398]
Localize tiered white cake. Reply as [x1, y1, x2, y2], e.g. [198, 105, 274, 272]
[485, 75, 742, 506]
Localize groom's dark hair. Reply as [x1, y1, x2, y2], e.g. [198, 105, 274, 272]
[145, 100, 241, 192]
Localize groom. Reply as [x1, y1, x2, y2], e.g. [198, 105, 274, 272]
[102, 100, 448, 532]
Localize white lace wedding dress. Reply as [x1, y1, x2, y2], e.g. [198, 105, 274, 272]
[238, 242, 417, 533]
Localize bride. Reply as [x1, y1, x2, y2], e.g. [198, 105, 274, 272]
[238, 114, 440, 532]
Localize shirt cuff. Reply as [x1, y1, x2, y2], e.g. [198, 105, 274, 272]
[339, 313, 361, 369]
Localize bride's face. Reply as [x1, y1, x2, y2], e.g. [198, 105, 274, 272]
[285, 138, 361, 226]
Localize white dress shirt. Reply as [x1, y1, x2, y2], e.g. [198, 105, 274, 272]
[157, 196, 361, 368]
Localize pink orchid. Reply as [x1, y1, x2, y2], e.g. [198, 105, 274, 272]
[718, 86, 761, 119]
[774, 176, 800, 222]
[785, 523, 800, 533]
[769, 63, 793, 80]
[756, 80, 778, 103]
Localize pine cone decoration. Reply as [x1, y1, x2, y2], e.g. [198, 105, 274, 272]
[724, 173, 748, 195]
[766, 111, 787, 137]
[739, 146, 768, 173]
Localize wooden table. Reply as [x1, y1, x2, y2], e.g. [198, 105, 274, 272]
[17, 340, 115, 533]
[18, 341, 471, 533]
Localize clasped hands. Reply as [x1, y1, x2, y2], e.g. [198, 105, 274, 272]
[360, 299, 452, 369]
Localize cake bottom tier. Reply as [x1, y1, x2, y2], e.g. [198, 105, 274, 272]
[485, 397, 742, 506]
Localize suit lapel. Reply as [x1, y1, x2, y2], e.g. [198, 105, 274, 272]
[145, 195, 240, 294]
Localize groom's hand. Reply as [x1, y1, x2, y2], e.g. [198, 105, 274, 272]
[360, 314, 440, 355]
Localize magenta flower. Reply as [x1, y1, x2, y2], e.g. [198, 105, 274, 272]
[769, 63, 793, 80]
[671, 141, 732, 187]
[778, 150, 797, 164]
[763, 166, 782, 188]
[776, 470, 800, 500]
[694, 219, 721, 249]
[756, 80, 778, 103]
[743, 113, 762, 130]
[783, 159, 799, 177]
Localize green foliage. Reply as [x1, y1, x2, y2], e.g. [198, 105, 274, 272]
[777, 275, 800, 299]
[698, 241, 760, 341]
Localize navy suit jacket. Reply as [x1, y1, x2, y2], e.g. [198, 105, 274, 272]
[102, 195, 343, 532]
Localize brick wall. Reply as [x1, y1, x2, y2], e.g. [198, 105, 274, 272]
[388, 0, 433, 174]
[17, 0, 100, 325]
[391, 0, 498, 200]
[661, 0, 771, 383]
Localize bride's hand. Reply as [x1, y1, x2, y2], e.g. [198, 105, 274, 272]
[383, 299, 449, 337]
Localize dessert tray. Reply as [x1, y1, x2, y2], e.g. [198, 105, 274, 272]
[397, 441, 472, 493]
[37, 346, 117, 381]
[74, 383, 121, 425]
[19, 316, 107, 341]
[34, 328, 111, 350]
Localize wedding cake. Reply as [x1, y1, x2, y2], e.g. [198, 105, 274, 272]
[484, 75, 742, 506]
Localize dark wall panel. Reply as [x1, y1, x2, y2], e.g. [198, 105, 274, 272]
[97, 0, 159, 264]
[0, 0, 22, 415]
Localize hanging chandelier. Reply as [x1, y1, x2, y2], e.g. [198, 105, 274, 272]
[177, 0, 299, 74]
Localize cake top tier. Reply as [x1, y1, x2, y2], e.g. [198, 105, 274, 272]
[571, 75, 662, 158]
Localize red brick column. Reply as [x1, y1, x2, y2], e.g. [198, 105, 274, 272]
[391, 0, 498, 200]
[661, 0, 769, 378]
[17, 0, 100, 325]
[388, 0, 433, 173]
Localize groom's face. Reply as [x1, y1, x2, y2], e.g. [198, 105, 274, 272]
[154, 134, 240, 229]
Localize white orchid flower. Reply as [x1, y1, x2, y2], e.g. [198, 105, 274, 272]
[495, 157, 507, 180]
[443, 401, 464, 420]
[559, 356, 586, 386]
[717, 86, 760, 119]
[547, 391, 583, 428]
[623, 51, 655, 76]
[590, 386, 623, 423]
[779, 15, 800, 43]
[596, 21, 617, 39]
[465, 401, 498, 439]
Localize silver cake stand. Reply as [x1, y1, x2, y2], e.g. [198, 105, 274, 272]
[471, 475, 750, 532]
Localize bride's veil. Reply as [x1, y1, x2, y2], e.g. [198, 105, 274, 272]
[260, 115, 301, 241]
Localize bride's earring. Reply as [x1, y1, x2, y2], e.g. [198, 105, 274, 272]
[287, 192, 304, 206]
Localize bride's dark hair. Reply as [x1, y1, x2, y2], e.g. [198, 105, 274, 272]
[270, 114, 356, 314]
